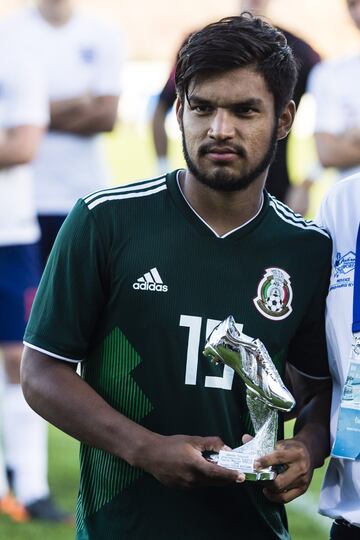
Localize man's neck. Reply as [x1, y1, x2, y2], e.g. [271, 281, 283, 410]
[37, 1, 73, 27]
[179, 170, 266, 237]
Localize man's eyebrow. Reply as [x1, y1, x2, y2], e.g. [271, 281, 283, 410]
[187, 95, 213, 106]
[187, 95, 264, 108]
[233, 98, 264, 108]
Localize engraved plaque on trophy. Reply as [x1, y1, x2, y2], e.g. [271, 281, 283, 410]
[203, 316, 295, 481]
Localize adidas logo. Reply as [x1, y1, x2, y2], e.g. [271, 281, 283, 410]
[133, 267, 168, 292]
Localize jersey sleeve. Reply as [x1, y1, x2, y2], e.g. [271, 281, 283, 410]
[90, 26, 125, 96]
[308, 62, 345, 135]
[287, 238, 332, 378]
[24, 199, 108, 362]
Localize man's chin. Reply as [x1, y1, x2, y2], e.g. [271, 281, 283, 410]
[196, 172, 251, 192]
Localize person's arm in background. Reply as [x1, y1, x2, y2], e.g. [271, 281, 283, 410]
[50, 25, 124, 136]
[315, 130, 360, 169]
[151, 65, 177, 174]
[310, 60, 360, 169]
[0, 125, 44, 168]
[284, 35, 321, 215]
[50, 95, 119, 135]
[0, 57, 48, 168]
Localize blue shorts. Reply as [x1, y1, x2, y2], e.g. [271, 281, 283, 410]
[0, 243, 41, 343]
[38, 214, 67, 269]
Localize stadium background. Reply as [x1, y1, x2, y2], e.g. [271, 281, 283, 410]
[0, 0, 355, 537]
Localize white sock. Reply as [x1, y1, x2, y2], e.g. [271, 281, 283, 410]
[2, 384, 49, 505]
[0, 360, 9, 497]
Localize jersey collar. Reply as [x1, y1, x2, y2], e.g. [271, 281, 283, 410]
[167, 169, 269, 241]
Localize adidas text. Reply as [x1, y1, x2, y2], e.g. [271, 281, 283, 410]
[133, 282, 168, 292]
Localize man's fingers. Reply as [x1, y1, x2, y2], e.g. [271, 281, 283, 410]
[242, 433, 253, 444]
[254, 451, 285, 470]
[196, 436, 231, 453]
[255, 441, 307, 470]
[198, 459, 245, 484]
[263, 485, 306, 504]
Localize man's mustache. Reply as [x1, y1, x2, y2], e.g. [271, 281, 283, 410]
[198, 143, 246, 158]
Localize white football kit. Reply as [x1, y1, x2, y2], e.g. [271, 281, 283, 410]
[317, 174, 360, 527]
[2, 7, 124, 215]
[0, 47, 47, 246]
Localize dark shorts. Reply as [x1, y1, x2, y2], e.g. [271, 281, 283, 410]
[330, 519, 360, 540]
[38, 214, 67, 269]
[0, 243, 41, 343]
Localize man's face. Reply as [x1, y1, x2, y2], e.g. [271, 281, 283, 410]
[347, 0, 360, 29]
[176, 67, 289, 193]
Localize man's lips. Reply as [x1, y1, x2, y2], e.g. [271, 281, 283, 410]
[205, 148, 240, 162]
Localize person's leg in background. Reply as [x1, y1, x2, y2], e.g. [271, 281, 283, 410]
[0, 243, 70, 522]
[37, 215, 66, 269]
[0, 354, 9, 508]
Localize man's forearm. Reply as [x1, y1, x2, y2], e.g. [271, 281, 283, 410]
[50, 95, 119, 135]
[21, 347, 155, 467]
[293, 381, 332, 468]
[21, 347, 242, 489]
[0, 126, 44, 168]
[316, 131, 360, 169]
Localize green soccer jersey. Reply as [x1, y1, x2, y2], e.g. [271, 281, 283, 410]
[24, 170, 331, 540]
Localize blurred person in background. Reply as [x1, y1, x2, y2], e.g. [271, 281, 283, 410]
[309, 0, 360, 187]
[1, 0, 125, 267]
[151, 0, 321, 209]
[21, 15, 332, 540]
[316, 174, 360, 539]
[0, 38, 69, 522]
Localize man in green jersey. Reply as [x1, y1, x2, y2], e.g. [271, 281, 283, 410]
[21, 14, 332, 540]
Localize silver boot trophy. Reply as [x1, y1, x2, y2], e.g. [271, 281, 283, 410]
[203, 316, 295, 480]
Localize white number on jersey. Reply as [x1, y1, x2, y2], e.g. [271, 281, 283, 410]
[179, 315, 243, 390]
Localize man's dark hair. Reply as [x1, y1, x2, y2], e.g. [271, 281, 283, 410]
[175, 14, 298, 116]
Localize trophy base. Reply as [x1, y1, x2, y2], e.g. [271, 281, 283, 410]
[203, 450, 277, 481]
[243, 470, 276, 481]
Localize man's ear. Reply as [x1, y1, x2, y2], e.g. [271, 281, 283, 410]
[277, 100, 296, 141]
[175, 97, 183, 130]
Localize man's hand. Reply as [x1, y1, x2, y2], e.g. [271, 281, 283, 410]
[254, 437, 313, 503]
[136, 433, 245, 489]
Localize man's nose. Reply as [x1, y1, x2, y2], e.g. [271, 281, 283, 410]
[208, 109, 236, 140]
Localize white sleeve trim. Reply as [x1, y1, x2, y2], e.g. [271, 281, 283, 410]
[287, 362, 331, 380]
[23, 341, 82, 364]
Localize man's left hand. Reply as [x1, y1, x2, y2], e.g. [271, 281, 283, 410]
[254, 437, 313, 503]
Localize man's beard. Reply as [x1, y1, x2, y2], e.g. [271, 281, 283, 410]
[181, 123, 278, 193]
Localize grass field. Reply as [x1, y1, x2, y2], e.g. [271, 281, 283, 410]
[0, 124, 334, 539]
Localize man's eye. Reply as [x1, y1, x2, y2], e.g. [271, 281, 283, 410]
[192, 105, 212, 114]
[235, 107, 256, 116]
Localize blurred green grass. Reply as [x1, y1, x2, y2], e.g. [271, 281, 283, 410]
[0, 124, 334, 538]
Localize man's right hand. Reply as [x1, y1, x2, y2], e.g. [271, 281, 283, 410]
[134, 434, 245, 489]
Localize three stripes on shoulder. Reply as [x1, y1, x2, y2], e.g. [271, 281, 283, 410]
[83, 176, 167, 210]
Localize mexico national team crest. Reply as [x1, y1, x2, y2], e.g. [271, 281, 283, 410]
[253, 268, 293, 321]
